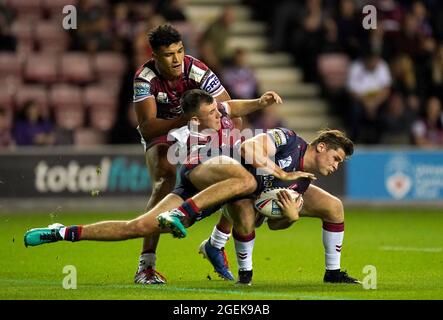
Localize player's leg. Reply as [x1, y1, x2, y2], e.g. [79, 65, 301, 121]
[300, 185, 360, 283]
[157, 156, 257, 238]
[24, 194, 184, 246]
[227, 198, 257, 285]
[199, 210, 234, 280]
[136, 144, 176, 284]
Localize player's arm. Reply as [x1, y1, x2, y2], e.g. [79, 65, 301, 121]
[226, 91, 282, 118]
[268, 191, 303, 230]
[240, 133, 316, 181]
[134, 97, 189, 141]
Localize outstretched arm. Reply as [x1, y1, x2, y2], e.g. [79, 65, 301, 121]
[226, 91, 282, 118]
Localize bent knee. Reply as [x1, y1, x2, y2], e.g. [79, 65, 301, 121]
[325, 197, 344, 223]
[239, 173, 257, 195]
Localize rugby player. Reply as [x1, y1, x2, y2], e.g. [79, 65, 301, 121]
[132, 24, 235, 284]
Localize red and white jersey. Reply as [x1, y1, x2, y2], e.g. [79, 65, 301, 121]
[133, 55, 226, 120]
[168, 102, 236, 156]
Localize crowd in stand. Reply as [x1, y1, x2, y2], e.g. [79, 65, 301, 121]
[249, 0, 443, 146]
[1, 0, 442, 148]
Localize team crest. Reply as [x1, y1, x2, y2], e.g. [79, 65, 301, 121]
[157, 92, 169, 104]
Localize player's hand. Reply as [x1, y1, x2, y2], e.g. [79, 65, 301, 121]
[258, 91, 283, 108]
[279, 171, 316, 181]
[275, 190, 303, 222]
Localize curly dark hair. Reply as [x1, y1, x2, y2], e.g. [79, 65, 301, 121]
[148, 24, 182, 51]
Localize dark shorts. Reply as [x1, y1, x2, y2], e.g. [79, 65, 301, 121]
[171, 163, 222, 223]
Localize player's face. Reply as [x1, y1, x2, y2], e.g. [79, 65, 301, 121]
[153, 41, 185, 79]
[196, 101, 222, 131]
[315, 144, 346, 176]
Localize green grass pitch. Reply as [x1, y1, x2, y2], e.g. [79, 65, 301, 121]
[1, 208, 442, 300]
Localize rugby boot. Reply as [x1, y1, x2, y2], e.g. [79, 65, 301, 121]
[157, 208, 188, 238]
[24, 223, 64, 247]
[323, 269, 361, 284]
[236, 270, 253, 286]
[199, 239, 234, 281]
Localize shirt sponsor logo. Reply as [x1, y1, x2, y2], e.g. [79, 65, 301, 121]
[270, 129, 287, 147]
[202, 73, 221, 93]
[278, 156, 292, 169]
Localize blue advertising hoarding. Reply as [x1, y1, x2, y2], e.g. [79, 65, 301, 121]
[347, 149, 443, 201]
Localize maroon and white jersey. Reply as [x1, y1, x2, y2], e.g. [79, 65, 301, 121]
[133, 55, 225, 120]
[168, 102, 236, 157]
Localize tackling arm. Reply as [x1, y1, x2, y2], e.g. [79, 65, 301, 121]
[227, 91, 282, 118]
[134, 97, 189, 141]
[240, 134, 316, 181]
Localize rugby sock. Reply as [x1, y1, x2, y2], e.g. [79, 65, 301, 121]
[178, 199, 200, 219]
[209, 225, 231, 250]
[138, 252, 156, 271]
[60, 226, 83, 242]
[322, 221, 344, 270]
[233, 231, 255, 271]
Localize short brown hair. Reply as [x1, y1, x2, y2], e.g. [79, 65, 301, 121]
[310, 129, 354, 157]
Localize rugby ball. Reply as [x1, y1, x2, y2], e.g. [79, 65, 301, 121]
[254, 188, 302, 219]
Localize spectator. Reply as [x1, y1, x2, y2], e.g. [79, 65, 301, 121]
[390, 54, 420, 111]
[0, 107, 13, 148]
[222, 48, 259, 99]
[347, 49, 392, 143]
[157, 0, 187, 22]
[378, 92, 416, 144]
[411, 96, 443, 147]
[199, 7, 236, 73]
[430, 42, 443, 102]
[0, 1, 16, 51]
[293, 0, 329, 82]
[335, 0, 366, 59]
[12, 100, 55, 146]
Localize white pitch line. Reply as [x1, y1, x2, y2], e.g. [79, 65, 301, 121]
[0, 278, 361, 300]
[380, 246, 442, 253]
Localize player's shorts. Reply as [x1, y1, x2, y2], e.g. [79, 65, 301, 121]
[171, 162, 222, 224]
[137, 126, 174, 152]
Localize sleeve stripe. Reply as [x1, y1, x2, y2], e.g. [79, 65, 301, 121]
[211, 85, 226, 97]
[133, 94, 154, 103]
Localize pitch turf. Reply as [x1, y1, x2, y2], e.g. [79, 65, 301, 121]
[1, 208, 442, 300]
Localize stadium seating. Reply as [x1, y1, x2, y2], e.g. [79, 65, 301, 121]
[93, 52, 126, 85]
[60, 53, 94, 84]
[0, 53, 23, 86]
[84, 85, 118, 131]
[6, 0, 43, 21]
[74, 127, 107, 145]
[24, 53, 59, 84]
[10, 18, 34, 54]
[35, 20, 70, 53]
[50, 84, 85, 130]
[317, 53, 350, 92]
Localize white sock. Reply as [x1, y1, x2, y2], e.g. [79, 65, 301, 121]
[233, 232, 255, 271]
[58, 227, 66, 239]
[138, 253, 156, 272]
[322, 222, 344, 270]
[210, 225, 231, 250]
